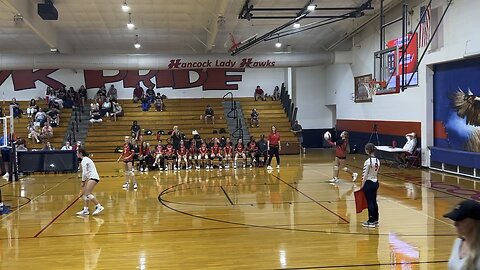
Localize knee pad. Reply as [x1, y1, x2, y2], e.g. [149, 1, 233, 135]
[342, 167, 348, 172]
[333, 166, 339, 171]
[83, 195, 87, 200]
[86, 194, 95, 201]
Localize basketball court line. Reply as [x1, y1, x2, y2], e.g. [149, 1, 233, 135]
[33, 195, 81, 238]
[220, 186, 234, 205]
[272, 259, 448, 269]
[0, 175, 77, 222]
[271, 174, 350, 224]
[158, 183, 455, 237]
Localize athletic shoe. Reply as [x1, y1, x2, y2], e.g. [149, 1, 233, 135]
[352, 173, 358, 182]
[276, 165, 280, 169]
[144, 168, 148, 172]
[196, 166, 200, 170]
[133, 183, 138, 190]
[243, 164, 246, 168]
[218, 165, 222, 169]
[249, 164, 253, 168]
[328, 177, 339, 183]
[267, 165, 272, 170]
[92, 205, 105, 216]
[2, 173, 9, 179]
[233, 165, 237, 169]
[362, 221, 377, 228]
[371, 221, 379, 226]
[159, 167, 164, 171]
[122, 183, 129, 190]
[140, 168, 144, 172]
[76, 209, 89, 216]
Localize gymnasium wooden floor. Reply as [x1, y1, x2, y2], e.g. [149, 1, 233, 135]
[0, 149, 476, 269]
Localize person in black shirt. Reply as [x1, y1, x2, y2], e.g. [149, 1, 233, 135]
[291, 120, 304, 153]
[256, 134, 268, 166]
[130, 121, 141, 140]
[204, 105, 215, 124]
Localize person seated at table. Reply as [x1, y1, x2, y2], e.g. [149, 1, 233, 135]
[398, 132, 417, 164]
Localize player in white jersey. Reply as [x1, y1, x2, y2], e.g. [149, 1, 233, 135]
[76, 149, 105, 216]
[361, 143, 380, 228]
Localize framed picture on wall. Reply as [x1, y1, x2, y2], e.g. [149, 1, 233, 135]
[354, 74, 373, 103]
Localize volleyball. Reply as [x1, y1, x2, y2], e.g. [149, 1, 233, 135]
[323, 131, 331, 141]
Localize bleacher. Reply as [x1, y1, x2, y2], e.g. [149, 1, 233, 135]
[85, 98, 230, 162]
[10, 101, 72, 149]
[238, 98, 300, 154]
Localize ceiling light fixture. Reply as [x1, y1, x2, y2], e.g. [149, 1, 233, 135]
[127, 13, 135, 30]
[293, 23, 300, 29]
[134, 35, 141, 49]
[307, 5, 316, 12]
[122, 0, 130, 12]
[275, 35, 282, 48]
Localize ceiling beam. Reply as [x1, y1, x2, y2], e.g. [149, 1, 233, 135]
[205, 0, 229, 53]
[0, 0, 72, 53]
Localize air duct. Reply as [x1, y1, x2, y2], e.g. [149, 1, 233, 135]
[0, 52, 351, 70]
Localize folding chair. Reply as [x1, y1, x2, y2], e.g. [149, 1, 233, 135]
[405, 147, 421, 167]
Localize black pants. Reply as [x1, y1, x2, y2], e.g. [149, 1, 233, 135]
[363, 180, 379, 222]
[267, 145, 280, 166]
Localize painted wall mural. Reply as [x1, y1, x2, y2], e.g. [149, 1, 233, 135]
[433, 57, 480, 152]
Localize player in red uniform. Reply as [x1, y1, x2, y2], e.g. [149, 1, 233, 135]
[234, 138, 247, 169]
[117, 136, 138, 190]
[153, 140, 164, 170]
[266, 125, 281, 170]
[209, 138, 223, 169]
[176, 140, 188, 170]
[246, 136, 258, 168]
[187, 140, 197, 170]
[197, 141, 209, 170]
[163, 139, 176, 171]
[223, 138, 233, 169]
[325, 131, 358, 183]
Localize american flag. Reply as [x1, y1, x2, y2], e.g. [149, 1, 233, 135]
[419, 5, 431, 47]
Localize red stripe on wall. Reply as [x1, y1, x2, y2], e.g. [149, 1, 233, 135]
[336, 119, 421, 137]
[434, 120, 448, 139]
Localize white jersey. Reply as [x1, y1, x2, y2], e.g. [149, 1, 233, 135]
[362, 156, 380, 183]
[403, 136, 417, 154]
[448, 238, 480, 269]
[81, 156, 100, 181]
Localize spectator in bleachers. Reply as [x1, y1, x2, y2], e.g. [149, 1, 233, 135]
[154, 93, 164, 111]
[250, 108, 259, 127]
[27, 99, 39, 118]
[16, 139, 28, 152]
[111, 101, 123, 121]
[47, 107, 60, 127]
[78, 85, 87, 102]
[256, 134, 268, 166]
[107, 85, 118, 102]
[89, 103, 103, 125]
[254, 85, 266, 101]
[40, 122, 53, 141]
[42, 141, 55, 151]
[27, 122, 41, 143]
[57, 86, 67, 101]
[45, 86, 55, 104]
[203, 105, 215, 125]
[10, 98, 22, 118]
[34, 108, 47, 127]
[272, 86, 280, 101]
[62, 87, 74, 108]
[133, 83, 144, 103]
[141, 94, 150, 111]
[146, 85, 155, 104]
[61, 141, 73, 150]
[95, 86, 107, 101]
[100, 97, 112, 117]
[130, 121, 141, 140]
